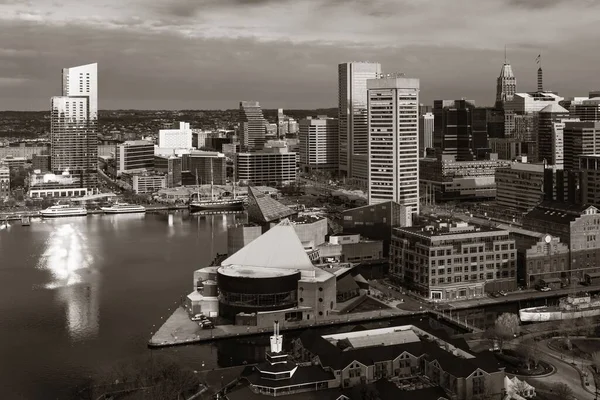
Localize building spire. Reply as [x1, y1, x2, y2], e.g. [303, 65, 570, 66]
[504, 45, 507, 64]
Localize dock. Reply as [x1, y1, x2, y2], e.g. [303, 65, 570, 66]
[148, 306, 417, 348]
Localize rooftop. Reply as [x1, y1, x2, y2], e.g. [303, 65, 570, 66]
[323, 326, 420, 349]
[218, 265, 299, 279]
[540, 103, 569, 113]
[247, 186, 296, 223]
[222, 219, 318, 274]
[525, 201, 599, 224]
[395, 220, 505, 238]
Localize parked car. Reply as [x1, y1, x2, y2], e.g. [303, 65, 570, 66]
[540, 286, 551, 292]
[499, 291, 507, 296]
[489, 292, 500, 298]
[191, 314, 205, 321]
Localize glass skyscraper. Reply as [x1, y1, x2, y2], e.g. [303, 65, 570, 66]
[50, 63, 98, 192]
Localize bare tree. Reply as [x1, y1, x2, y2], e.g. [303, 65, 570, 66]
[494, 313, 519, 351]
[552, 382, 574, 399]
[559, 319, 573, 350]
[512, 379, 532, 397]
[517, 340, 538, 370]
[81, 355, 201, 400]
[592, 351, 600, 372]
[576, 317, 596, 337]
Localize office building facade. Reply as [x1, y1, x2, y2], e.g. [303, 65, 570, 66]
[391, 221, 517, 300]
[536, 104, 569, 166]
[154, 155, 182, 188]
[0, 163, 9, 198]
[420, 154, 510, 202]
[338, 62, 382, 184]
[495, 62, 516, 109]
[367, 76, 420, 216]
[238, 101, 266, 151]
[418, 112, 434, 156]
[158, 122, 192, 149]
[495, 161, 545, 213]
[298, 116, 339, 173]
[580, 155, 600, 207]
[563, 121, 600, 172]
[433, 99, 478, 161]
[50, 63, 98, 192]
[115, 140, 155, 176]
[236, 143, 297, 186]
[186, 151, 227, 185]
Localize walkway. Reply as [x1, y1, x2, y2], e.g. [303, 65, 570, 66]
[149, 305, 413, 348]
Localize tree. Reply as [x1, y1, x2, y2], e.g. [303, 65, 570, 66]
[494, 313, 520, 350]
[576, 317, 596, 337]
[592, 351, 600, 372]
[517, 340, 538, 370]
[559, 319, 573, 350]
[552, 382, 574, 399]
[78, 354, 201, 400]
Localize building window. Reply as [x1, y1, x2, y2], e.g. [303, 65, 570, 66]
[319, 298, 323, 302]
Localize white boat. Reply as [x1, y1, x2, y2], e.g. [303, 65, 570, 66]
[519, 292, 600, 322]
[100, 203, 146, 214]
[40, 205, 88, 218]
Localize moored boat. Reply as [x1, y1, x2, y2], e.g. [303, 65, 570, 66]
[100, 203, 146, 214]
[40, 205, 88, 218]
[189, 198, 244, 213]
[519, 292, 600, 322]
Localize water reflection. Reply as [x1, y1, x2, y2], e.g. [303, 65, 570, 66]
[36, 223, 99, 340]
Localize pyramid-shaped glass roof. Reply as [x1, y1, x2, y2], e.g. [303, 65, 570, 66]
[246, 186, 297, 223]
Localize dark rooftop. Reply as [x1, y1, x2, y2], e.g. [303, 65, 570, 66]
[342, 379, 449, 400]
[525, 201, 597, 225]
[298, 329, 502, 377]
[247, 186, 297, 223]
[244, 364, 334, 388]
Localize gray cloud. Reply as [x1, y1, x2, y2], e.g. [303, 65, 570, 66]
[0, 0, 599, 110]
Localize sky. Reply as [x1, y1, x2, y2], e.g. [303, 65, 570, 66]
[0, 0, 599, 110]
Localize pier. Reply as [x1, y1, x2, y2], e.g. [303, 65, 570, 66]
[148, 306, 419, 348]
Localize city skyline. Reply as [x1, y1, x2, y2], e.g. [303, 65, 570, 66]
[1, 0, 599, 110]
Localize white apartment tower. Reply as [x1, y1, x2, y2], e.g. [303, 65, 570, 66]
[299, 116, 339, 173]
[158, 122, 193, 149]
[367, 75, 420, 216]
[338, 62, 382, 185]
[419, 112, 434, 156]
[51, 63, 98, 192]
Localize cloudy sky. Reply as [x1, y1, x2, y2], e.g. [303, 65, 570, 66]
[0, 0, 598, 110]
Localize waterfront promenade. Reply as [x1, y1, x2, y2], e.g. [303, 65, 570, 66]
[149, 306, 415, 348]
[0, 204, 188, 220]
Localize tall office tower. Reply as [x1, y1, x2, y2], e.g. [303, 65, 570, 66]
[338, 62, 382, 184]
[238, 101, 266, 151]
[537, 67, 543, 92]
[298, 116, 339, 173]
[367, 75, 420, 216]
[51, 63, 98, 192]
[418, 112, 434, 156]
[277, 108, 285, 138]
[564, 121, 600, 172]
[433, 99, 477, 161]
[537, 104, 569, 165]
[495, 61, 516, 109]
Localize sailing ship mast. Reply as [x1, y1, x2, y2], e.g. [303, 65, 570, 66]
[233, 155, 237, 199]
[195, 168, 200, 201]
[210, 158, 214, 201]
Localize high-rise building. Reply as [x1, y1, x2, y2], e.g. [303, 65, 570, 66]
[495, 62, 516, 109]
[238, 101, 266, 151]
[158, 122, 192, 149]
[563, 121, 600, 172]
[298, 116, 339, 173]
[186, 151, 227, 185]
[433, 99, 477, 161]
[367, 75, 419, 215]
[418, 112, 434, 156]
[580, 155, 600, 207]
[536, 104, 570, 166]
[0, 163, 9, 198]
[338, 62, 382, 184]
[51, 63, 98, 192]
